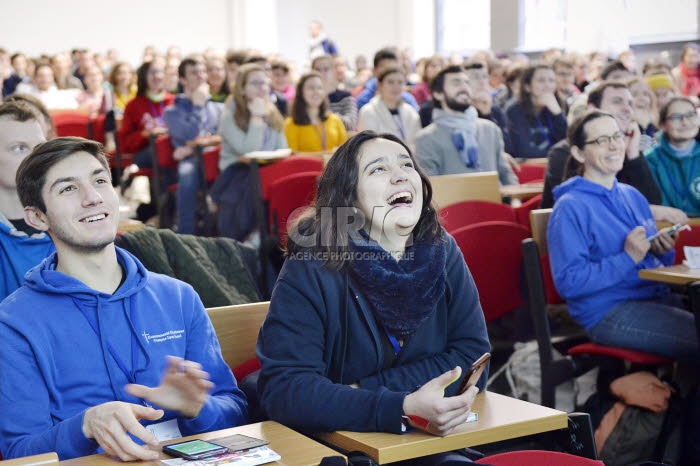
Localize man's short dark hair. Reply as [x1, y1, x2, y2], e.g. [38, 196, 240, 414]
[0, 100, 40, 123]
[587, 81, 628, 109]
[225, 50, 247, 66]
[178, 57, 203, 78]
[16, 137, 110, 213]
[429, 65, 463, 95]
[600, 60, 628, 80]
[244, 55, 268, 65]
[373, 48, 398, 69]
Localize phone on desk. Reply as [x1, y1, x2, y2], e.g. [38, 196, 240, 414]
[457, 352, 491, 395]
[162, 439, 229, 460]
[647, 223, 690, 242]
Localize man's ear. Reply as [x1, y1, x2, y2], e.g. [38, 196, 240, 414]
[432, 91, 445, 107]
[570, 145, 585, 164]
[24, 206, 49, 232]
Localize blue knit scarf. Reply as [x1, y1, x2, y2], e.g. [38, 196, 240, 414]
[433, 107, 480, 168]
[348, 232, 446, 339]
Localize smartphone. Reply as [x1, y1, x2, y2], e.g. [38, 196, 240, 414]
[162, 439, 229, 460]
[647, 223, 690, 242]
[457, 352, 491, 395]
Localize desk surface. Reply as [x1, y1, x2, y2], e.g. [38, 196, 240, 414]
[59, 421, 340, 466]
[316, 391, 567, 464]
[639, 265, 700, 285]
[499, 183, 543, 200]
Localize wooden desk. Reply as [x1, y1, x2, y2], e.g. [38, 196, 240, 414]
[59, 421, 341, 466]
[430, 172, 501, 208]
[499, 183, 543, 201]
[639, 264, 700, 286]
[316, 391, 567, 464]
[639, 265, 700, 358]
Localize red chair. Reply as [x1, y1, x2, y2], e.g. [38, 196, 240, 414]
[258, 155, 324, 202]
[475, 450, 604, 465]
[51, 110, 91, 138]
[514, 194, 542, 233]
[672, 224, 700, 264]
[522, 209, 672, 409]
[452, 221, 530, 322]
[268, 171, 321, 244]
[516, 164, 546, 184]
[440, 200, 516, 233]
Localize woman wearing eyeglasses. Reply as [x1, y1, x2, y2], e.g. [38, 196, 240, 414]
[548, 110, 697, 362]
[218, 63, 287, 172]
[645, 97, 700, 217]
[214, 63, 287, 241]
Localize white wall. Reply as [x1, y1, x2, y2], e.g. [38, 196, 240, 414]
[1, 0, 431, 69]
[1, 0, 231, 66]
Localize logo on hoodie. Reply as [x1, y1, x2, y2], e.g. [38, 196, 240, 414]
[142, 329, 185, 343]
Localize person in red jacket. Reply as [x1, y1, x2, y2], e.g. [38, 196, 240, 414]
[119, 58, 174, 173]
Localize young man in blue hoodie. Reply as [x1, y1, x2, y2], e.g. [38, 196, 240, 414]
[0, 101, 54, 302]
[164, 57, 223, 235]
[0, 138, 247, 461]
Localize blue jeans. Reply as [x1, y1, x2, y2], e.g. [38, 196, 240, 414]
[176, 156, 201, 235]
[588, 296, 698, 365]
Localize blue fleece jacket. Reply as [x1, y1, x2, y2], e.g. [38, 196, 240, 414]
[0, 248, 247, 460]
[357, 77, 419, 111]
[0, 213, 54, 302]
[504, 101, 567, 159]
[645, 133, 700, 217]
[257, 233, 490, 434]
[163, 95, 224, 148]
[548, 177, 672, 331]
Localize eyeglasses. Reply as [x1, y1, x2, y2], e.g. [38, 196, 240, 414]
[583, 131, 624, 147]
[667, 111, 697, 123]
[247, 80, 268, 88]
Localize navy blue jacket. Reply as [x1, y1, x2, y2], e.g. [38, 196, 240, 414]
[257, 233, 490, 433]
[505, 101, 567, 159]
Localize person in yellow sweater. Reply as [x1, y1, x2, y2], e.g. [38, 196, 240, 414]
[284, 72, 347, 152]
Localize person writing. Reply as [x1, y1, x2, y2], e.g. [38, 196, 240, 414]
[257, 131, 490, 464]
[0, 138, 247, 460]
[548, 110, 698, 362]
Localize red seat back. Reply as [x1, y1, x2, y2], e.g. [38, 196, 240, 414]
[672, 225, 700, 264]
[475, 450, 604, 466]
[52, 110, 91, 138]
[514, 194, 543, 233]
[516, 164, 546, 184]
[452, 221, 530, 322]
[202, 145, 221, 183]
[439, 200, 516, 233]
[258, 156, 324, 201]
[268, 171, 321, 242]
[153, 134, 177, 170]
[90, 113, 107, 144]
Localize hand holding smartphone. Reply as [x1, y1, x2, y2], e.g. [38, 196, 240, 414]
[647, 223, 690, 242]
[457, 352, 491, 395]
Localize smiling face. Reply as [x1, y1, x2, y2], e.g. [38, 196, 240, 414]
[662, 99, 699, 144]
[527, 68, 556, 100]
[180, 62, 208, 94]
[302, 76, 325, 110]
[599, 86, 634, 132]
[377, 71, 405, 107]
[31, 151, 119, 253]
[0, 118, 46, 195]
[435, 71, 472, 113]
[571, 116, 625, 187]
[355, 138, 423, 248]
[146, 60, 166, 93]
[629, 80, 653, 111]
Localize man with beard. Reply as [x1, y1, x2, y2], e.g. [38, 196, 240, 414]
[541, 81, 688, 224]
[0, 138, 248, 461]
[414, 65, 518, 185]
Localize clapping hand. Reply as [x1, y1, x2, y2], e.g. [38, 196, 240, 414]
[126, 356, 214, 419]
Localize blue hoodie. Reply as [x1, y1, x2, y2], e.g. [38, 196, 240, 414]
[0, 247, 247, 460]
[548, 177, 672, 331]
[0, 213, 54, 302]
